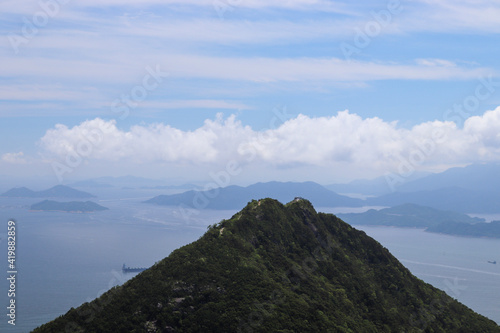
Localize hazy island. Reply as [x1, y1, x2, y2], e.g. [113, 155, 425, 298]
[30, 200, 108, 213]
[427, 221, 500, 238]
[337, 203, 500, 238]
[1, 185, 95, 198]
[337, 203, 484, 228]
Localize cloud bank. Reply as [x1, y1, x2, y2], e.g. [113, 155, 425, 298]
[1, 152, 28, 164]
[39, 107, 500, 178]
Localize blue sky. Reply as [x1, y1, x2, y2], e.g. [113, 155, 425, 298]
[1, 0, 500, 187]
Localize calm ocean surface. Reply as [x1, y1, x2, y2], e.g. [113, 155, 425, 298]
[0, 198, 498, 332]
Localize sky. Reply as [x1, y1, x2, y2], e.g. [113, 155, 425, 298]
[1, 0, 500, 187]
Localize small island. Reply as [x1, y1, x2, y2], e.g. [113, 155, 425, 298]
[338, 203, 500, 238]
[426, 221, 500, 238]
[337, 203, 484, 228]
[30, 200, 109, 213]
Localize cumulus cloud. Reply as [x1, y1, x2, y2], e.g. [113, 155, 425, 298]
[463, 108, 500, 158]
[2, 152, 28, 164]
[39, 115, 254, 164]
[39, 107, 500, 176]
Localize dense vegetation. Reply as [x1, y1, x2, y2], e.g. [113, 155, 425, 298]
[30, 200, 108, 213]
[34, 198, 500, 332]
[338, 203, 483, 228]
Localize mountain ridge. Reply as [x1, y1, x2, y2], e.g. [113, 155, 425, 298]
[397, 163, 500, 193]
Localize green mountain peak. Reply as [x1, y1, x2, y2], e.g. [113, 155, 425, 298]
[33, 198, 500, 332]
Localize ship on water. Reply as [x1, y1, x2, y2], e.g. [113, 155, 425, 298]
[122, 263, 148, 273]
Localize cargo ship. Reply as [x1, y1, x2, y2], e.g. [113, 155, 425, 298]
[122, 263, 148, 273]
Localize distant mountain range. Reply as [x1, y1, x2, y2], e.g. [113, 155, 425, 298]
[328, 163, 500, 195]
[325, 163, 500, 213]
[328, 163, 500, 213]
[364, 186, 500, 213]
[8, 163, 500, 215]
[30, 200, 108, 213]
[145, 181, 364, 209]
[140, 184, 200, 190]
[68, 176, 198, 190]
[68, 176, 158, 188]
[71, 176, 174, 189]
[68, 180, 114, 188]
[143, 172, 500, 213]
[397, 163, 500, 193]
[327, 171, 431, 196]
[1, 185, 95, 198]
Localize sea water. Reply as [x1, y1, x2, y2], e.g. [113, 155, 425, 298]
[0, 196, 237, 333]
[0, 198, 498, 332]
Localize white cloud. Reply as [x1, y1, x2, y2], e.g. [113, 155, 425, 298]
[463, 107, 500, 158]
[39, 115, 254, 164]
[39, 106, 500, 176]
[403, 0, 500, 34]
[2, 152, 28, 164]
[1, 1, 495, 102]
[3, 54, 489, 87]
